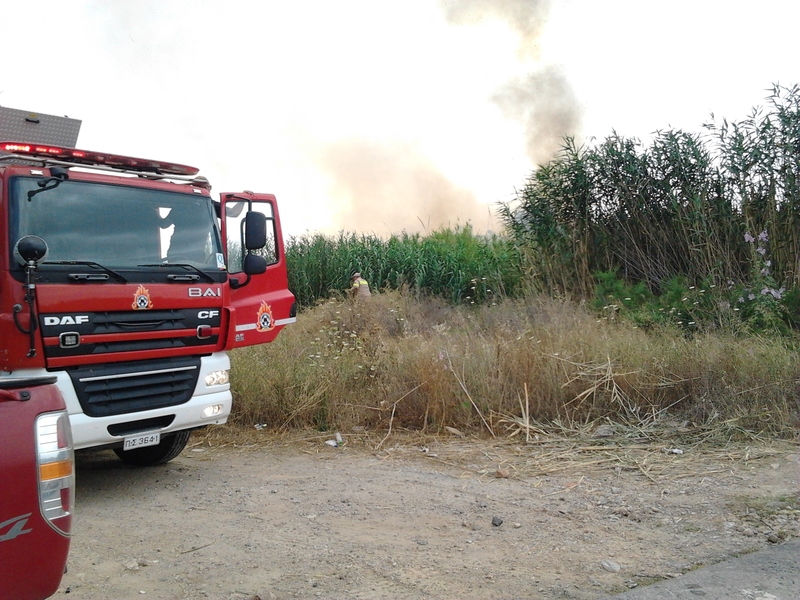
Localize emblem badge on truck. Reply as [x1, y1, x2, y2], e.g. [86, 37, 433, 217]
[132, 285, 154, 310]
[256, 301, 275, 332]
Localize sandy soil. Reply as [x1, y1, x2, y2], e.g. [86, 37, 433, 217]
[59, 432, 800, 600]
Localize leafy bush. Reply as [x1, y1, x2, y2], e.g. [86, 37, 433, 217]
[591, 228, 799, 335]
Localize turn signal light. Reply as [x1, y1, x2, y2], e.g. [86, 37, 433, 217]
[36, 411, 74, 536]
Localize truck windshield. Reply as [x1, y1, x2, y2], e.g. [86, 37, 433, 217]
[8, 177, 224, 270]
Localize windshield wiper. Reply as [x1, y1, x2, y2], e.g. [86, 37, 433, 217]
[138, 263, 216, 283]
[43, 260, 127, 283]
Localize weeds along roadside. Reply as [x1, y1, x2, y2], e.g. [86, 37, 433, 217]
[229, 290, 800, 439]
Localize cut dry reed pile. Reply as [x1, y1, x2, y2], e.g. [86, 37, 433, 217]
[196, 420, 799, 486]
[370, 423, 798, 483]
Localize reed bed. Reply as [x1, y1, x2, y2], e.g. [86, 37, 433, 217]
[500, 84, 800, 321]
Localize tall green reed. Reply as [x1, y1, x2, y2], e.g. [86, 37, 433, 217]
[285, 225, 522, 307]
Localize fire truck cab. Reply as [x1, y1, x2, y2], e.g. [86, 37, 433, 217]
[0, 108, 295, 466]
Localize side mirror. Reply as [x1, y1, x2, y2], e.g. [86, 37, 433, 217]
[244, 211, 267, 250]
[243, 253, 267, 275]
[14, 235, 48, 266]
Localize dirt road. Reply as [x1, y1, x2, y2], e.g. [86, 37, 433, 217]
[60, 433, 799, 599]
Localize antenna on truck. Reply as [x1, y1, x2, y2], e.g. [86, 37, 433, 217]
[26, 166, 69, 201]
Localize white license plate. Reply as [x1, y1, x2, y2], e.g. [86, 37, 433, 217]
[123, 432, 161, 450]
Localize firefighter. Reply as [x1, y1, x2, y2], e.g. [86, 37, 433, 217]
[349, 271, 371, 300]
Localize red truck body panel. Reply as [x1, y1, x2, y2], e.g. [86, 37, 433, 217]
[0, 381, 71, 600]
[222, 192, 296, 348]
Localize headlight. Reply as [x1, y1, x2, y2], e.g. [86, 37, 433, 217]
[205, 369, 230, 387]
[202, 404, 225, 419]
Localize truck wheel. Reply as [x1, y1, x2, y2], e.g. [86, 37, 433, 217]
[113, 430, 192, 467]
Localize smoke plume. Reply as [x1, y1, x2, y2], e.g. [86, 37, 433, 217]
[443, 0, 582, 165]
[493, 67, 580, 165]
[316, 1, 581, 235]
[319, 139, 494, 235]
[441, 0, 551, 58]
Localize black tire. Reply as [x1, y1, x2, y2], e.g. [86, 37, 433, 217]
[113, 430, 192, 467]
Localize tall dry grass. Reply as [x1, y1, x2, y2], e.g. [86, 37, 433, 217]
[230, 291, 800, 438]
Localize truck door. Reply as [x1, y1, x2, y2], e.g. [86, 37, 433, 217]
[220, 192, 296, 348]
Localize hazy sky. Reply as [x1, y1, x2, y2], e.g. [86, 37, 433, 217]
[2, 1, 798, 237]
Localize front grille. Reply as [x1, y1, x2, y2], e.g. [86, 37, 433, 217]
[67, 357, 201, 417]
[40, 308, 220, 359]
[46, 335, 217, 358]
[91, 310, 193, 332]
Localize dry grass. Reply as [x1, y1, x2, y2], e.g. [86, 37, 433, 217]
[229, 291, 800, 440]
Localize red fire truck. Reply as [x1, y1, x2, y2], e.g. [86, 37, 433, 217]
[0, 107, 296, 467]
[0, 376, 74, 599]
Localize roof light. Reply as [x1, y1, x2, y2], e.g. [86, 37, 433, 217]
[0, 141, 199, 176]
